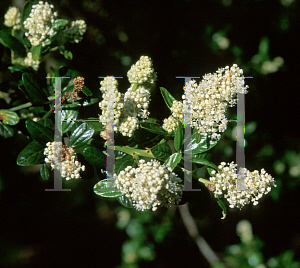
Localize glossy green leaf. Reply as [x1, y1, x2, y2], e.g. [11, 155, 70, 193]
[25, 119, 53, 145]
[164, 152, 182, 171]
[150, 142, 172, 161]
[81, 85, 92, 96]
[22, 73, 48, 104]
[17, 140, 45, 166]
[51, 19, 68, 30]
[83, 146, 106, 168]
[86, 118, 105, 131]
[115, 146, 155, 158]
[217, 198, 227, 215]
[115, 155, 134, 175]
[40, 164, 50, 181]
[31, 45, 41, 61]
[0, 30, 27, 58]
[93, 179, 124, 198]
[22, 1, 34, 27]
[192, 155, 219, 171]
[69, 123, 94, 148]
[0, 110, 19, 125]
[118, 195, 134, 208]
[37, 118, 53, 130]
[160, 87, 176, 109]
[140, 122, 167, 135]
[174, 120, 183, 151]
[61, 109, 79, 133]
[184, 131, 220, 154]
[0, 122, 14, 138]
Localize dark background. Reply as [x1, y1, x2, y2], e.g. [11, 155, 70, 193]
[0, 0, 300, 267]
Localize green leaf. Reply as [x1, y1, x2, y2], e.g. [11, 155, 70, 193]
[0, 30, 27, 58]
[94, 179, 124, 198]
[81, 85, 92, 96]
[37, 118, 54, 130]
[174, 120, 183, 151]
[22, 73, 48, 104]
[164, 152, 182, 171]
[140, 122, 167, 135]
[69, 123, 94, 148]
[184, 131, 220, 154]
[61, 109, 79, 133]
[8, 65, 29, 73]
[83, 146, 106, 168]
[40, 164, 50, 181]
[86, 118, 105, 131]
[132, 83, 138, 92]
[61, 50, 73, 60]
[150, 142, 172, 161]
[118, 195, 134, 208]
[115, 155, 134, 175]
[115, 146, 155, 158]
[17, 140, 45, 166]
[217, 198, 227, 215]
[0, 121, 14, 138]
[192, 155, 219, 171]
[22, 1, 34, 27]
[31, 45, 41, 61]
[51, 19, 68, 30]
[0, 110, 19, 125]
[160, 87, 176, 109]
[25, 119, 53, 145]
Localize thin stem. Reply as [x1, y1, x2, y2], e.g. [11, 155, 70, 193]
[9, 96, 55, 112]
[178, 204, 221, 266]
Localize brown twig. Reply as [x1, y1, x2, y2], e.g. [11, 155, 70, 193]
[178, 203, 221, 266]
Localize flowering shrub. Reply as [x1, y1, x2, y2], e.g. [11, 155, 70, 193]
[0, 1, 276, 219]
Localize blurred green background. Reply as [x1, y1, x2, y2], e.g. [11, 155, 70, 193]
[0, 0, 300, 267]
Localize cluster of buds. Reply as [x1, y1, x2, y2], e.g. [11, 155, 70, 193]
[127, 56, 157, 86]
[163, 64, 248, 139]
[4, 6, 21, 30]
[22, 52, 40, 71]
[61, 77, 84, 105]
[44, 141, 85, 180]
[99, 56, 155, 137]
[63, 20, 86, 43]
[23, 1, 58, 47]
[115, 159, 183, 211]
[206, 162, 276, 209]
[162, 100, 184, 133]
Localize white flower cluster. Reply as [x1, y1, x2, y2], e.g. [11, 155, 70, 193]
[163, 64, 248, 139]
[44, 141, 85, 180]
[116, 159, 183, 211]
[99, 77, 151, 137]
[23, 1, 58, 47]
[127, 56, 157, 85]
[162, 100, 184, 133]
[63, 20, 86, 43]
[22, 52, 40, 70]
[207, 162, 276, 209]
[4, 7, 21, 30]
